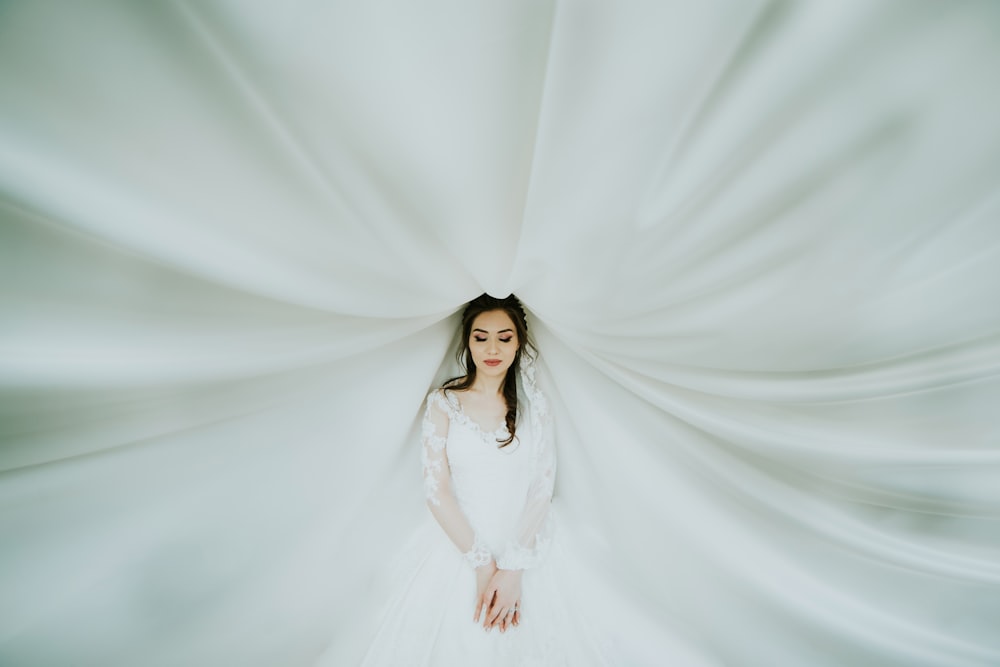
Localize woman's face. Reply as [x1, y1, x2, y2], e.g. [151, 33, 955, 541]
[468, 309, 519, 380]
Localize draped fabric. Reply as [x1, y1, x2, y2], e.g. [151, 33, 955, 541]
[2, 1, 1000, 665]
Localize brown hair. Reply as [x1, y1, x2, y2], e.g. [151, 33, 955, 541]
[442, 294, 536, 447]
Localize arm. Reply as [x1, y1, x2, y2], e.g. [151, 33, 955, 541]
[481, 405, 555, 630]
[495, 408, 556, 571]
[421, 390, 493, 569]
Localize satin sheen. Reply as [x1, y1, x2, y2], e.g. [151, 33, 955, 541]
[2, 2, 1000, 666]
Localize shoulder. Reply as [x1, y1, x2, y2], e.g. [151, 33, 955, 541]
[425, 387, 459, 416]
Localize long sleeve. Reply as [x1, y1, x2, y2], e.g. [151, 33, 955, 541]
[496, 406, 556, 570]
[421, 390, 492, 568]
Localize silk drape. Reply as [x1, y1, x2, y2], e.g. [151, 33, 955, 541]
[2, 2, 999, 665]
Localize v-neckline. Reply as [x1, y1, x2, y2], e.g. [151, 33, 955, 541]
[448, 392, 507, 439]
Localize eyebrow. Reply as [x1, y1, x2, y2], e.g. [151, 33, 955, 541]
[472, 328, 514, 334]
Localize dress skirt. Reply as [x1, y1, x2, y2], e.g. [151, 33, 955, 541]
[356, 506, 611, 667]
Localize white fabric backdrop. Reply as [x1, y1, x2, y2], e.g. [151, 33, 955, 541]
[2, 1, 1000, 665]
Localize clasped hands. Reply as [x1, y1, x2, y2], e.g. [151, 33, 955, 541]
[473, 560, 522, 632]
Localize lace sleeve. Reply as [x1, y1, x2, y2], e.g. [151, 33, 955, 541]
[495, 396, 556, 570]
[422, 390, 492, 568]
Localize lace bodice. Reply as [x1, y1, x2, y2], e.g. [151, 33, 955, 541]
[421, 385, 555, 570]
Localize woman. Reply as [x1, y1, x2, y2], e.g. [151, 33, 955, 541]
[356, 293, 602, 665]
[422, 294, 553, 636]
[346, 294, 711, 666]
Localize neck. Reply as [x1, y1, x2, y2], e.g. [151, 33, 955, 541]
[471, 372, 506, 396]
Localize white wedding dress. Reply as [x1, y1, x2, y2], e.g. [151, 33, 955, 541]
[356, 367, 612, 666]
[344, 364, 720, 667]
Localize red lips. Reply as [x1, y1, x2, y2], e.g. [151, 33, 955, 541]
[484, 359, 502, 366]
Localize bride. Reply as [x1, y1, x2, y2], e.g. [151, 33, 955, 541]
[339, 294, 718, 666]
[356, 293, 607, 666]
[423, 294, 551, 634]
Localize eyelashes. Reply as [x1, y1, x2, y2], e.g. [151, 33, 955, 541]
[473, 337, 514, 343]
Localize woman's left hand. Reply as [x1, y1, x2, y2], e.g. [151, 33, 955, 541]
[482, 569, 522, 631]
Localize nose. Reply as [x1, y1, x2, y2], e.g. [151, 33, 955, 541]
[487, 338, 499, 354]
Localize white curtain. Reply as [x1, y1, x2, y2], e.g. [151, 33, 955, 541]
[2, 1, 999, 665]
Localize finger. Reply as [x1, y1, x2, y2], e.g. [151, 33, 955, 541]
[489, 603, 507, 626]
[513, 609, 521, 626]
[485, 604, 499, 627]
[489, 601, 505, 624]
[477, 590, 495, 624]
[484, 597, 501, 627]
[483, 603, 494, 628]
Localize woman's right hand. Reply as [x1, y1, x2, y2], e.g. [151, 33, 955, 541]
[481, 568, 523, 632]
[473, 560, 498, 623]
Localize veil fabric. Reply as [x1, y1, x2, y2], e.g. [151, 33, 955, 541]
[2, 1, 1000, 665]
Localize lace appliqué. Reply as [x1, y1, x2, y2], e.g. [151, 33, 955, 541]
[462, 536, 493, 569]
[421, 393, 448, 506]
[421, 450, 443, 505]
[439, 389, 516, 449]
[496, 515, 554, 570]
